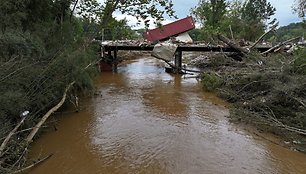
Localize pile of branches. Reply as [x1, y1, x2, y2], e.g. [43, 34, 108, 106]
[198, 32, 306, 151]
[219, 51, 306, 131]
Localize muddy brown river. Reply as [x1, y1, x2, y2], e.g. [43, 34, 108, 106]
[28, 57, 306, 174]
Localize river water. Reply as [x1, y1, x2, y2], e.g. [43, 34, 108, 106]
[28, 57, 306, 174]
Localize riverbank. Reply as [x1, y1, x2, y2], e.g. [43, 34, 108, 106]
[192, 49, 306, 152]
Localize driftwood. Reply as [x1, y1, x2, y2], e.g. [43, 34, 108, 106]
[12, 154, 53, 174]
[26, 82, 75, 143]
[261, 37, 301, 55]
[217, 31, 301, 57]
[217, 34, 249, 54]
[265, 107, 306, 136]
[0, 117, 27, 158]
[229, 25, 234, 40]
[249, 23, 278, 49]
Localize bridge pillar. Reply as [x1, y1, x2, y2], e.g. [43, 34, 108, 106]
[174, 50, 182, 73]
[112, 50, 118, 72]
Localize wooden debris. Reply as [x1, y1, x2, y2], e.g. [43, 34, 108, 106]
[0, 117, 27, 158]
[12, 154, 53, 174]
[261, 37, 301, 55]
[249, 23, 278, 49]
[26, 82, 75, 143]
[217, 34, 249, 54]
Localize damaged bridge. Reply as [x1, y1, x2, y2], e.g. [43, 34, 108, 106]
[99, 16, 271, 72]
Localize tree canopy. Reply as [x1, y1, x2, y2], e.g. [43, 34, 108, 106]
[191, 0, 276, 41]
[293, 0, 306, 18]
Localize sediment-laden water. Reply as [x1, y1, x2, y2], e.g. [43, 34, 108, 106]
[28, 57, 306, 174]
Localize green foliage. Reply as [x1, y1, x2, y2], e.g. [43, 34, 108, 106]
[293, 0, 306, 18]
[201, 73, 222, 91]
[0, 31, 45, 61]
[242, 0, 275, 40]
[0, 0, 28, 32]
[267, 22, 306, 42]
[241, 0, 275, 22]
[192, 0, 228, 41]
[192, 0, 227, 29]
[103, 18, 137, 40]
[0, 0, 100, 168]
[191, 0, 276, 41]
[0, 0, 178, 171]
[189, 28, 207, 41]
[292, 48, 306, 74]
[0, 0, 177, 170]
[77, 0, 177, 28]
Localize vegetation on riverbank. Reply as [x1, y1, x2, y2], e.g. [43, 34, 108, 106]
[198, 48, 306, 151]
[0, 2, 99, 172]
[192, 0, 306, 152]
[0, 0, 177, 172]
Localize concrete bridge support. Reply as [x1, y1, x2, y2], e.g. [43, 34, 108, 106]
[174, 50, 182, 73]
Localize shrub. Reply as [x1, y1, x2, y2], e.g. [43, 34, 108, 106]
[201, 73, 222, 91]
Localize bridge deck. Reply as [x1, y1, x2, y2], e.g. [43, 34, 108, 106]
[102, 44, 271, 52]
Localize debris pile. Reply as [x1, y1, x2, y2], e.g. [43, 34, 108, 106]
[198, 48, 306, 151]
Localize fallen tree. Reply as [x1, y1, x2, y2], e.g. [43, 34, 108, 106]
[26, 82, 75, 143]
[216, 29, 300, 57]
[197, 47, 306, 152]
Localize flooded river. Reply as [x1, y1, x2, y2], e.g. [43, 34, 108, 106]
[29, 57, 306, 174]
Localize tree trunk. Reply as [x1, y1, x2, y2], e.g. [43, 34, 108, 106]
[261, 37, 300, 55]
[217, 34, 249, 54]
[249, 23, 278, 49]
[25, 82, 75, 143]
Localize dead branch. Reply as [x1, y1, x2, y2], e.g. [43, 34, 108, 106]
[265, 106, 306, 136]
[250, 23, 278, 49]
[0, 61, 41, 83]
[229, 25, 234, 40]
[0, 127, 49, 142]
[70, 0, 79, 22]
[293, 97, 306, 109]
[10, 147, 27, 170]
[0, 117, 27, 158]
[11, 154, 53, 174]
[26, 82, 75, 143]
[84, 58, 102, 70]
[261, 37, 301, 55]
[217, 34, 249, 54]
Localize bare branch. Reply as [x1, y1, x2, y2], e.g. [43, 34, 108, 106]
[249, 22, 278, 49]
[261, 37, 301, 55]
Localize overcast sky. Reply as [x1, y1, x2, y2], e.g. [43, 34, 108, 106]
[112, 0, 302, 29]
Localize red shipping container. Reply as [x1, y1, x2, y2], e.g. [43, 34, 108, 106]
[144, 16, 195, 42]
